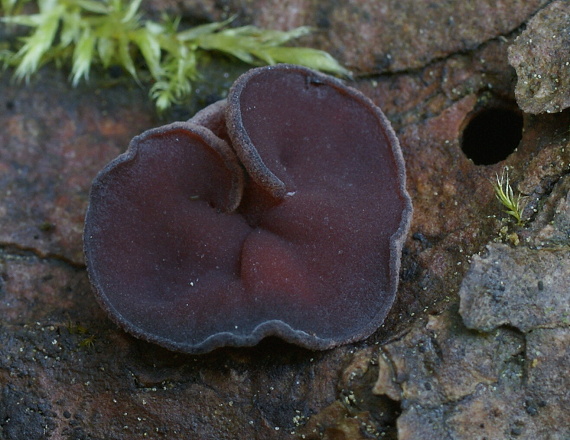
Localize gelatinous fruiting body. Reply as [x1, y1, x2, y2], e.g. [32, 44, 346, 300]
[84, 65, 412, 353]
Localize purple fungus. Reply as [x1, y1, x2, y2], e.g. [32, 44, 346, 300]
[84, 64, 412, 353]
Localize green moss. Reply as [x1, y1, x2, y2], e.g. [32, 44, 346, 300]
[492, 168, 526, 226]
[1, 0, 349, 111]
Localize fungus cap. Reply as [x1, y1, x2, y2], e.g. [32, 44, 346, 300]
[84, 64, 412, 353]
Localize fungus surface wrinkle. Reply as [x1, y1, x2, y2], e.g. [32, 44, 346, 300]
[84, 64, 412, 353]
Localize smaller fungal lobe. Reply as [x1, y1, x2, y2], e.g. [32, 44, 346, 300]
[83, 64, 412, 354]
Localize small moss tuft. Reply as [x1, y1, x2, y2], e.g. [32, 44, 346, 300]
[492, 167, 526, 226]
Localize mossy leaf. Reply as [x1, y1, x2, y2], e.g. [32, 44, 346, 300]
[96, 36, 115, 68]
[120, 0, 141, 24]
[132, 27, 162, 78]
[71, 29, 96, 85]
[176, 16, 234, 41]
[1, 0, 19, 15]
[75, 0, 109, 14]
[12, 6, 62, 79]
[117, 34, 137, 80]
[254, 47, 350, 76]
